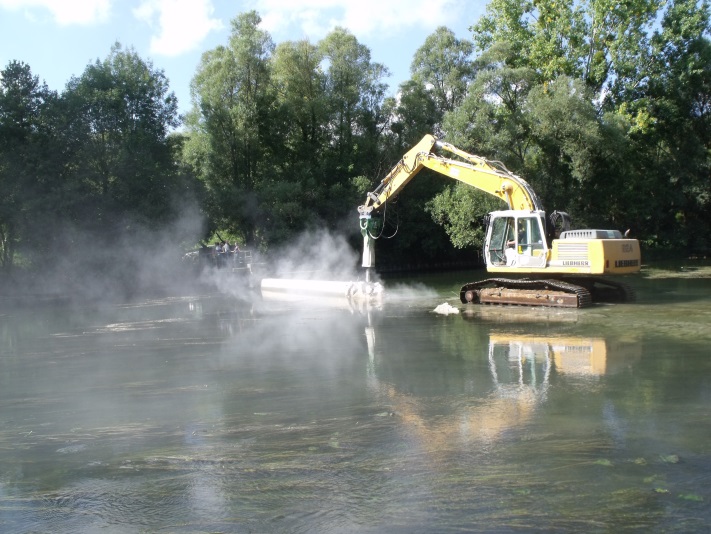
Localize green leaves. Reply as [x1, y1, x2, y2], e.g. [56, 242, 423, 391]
[3, 1, 711, 272]
[426, 185, 504, 250]
[62, 44, 181, 231]
[411, 27, 475, 115]
[183, 17, 389, 248]
[1, 43, 196, 274]
[0, 61, 57, 270]
[435, 0, 711, 253]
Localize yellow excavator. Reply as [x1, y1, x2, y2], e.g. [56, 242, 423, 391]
[358, 135, 641, 308]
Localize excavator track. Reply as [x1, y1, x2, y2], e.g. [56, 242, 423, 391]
[459, 278, 593, 308]
[565, 277, 636, 304]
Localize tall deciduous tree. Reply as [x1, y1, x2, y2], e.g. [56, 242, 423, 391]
[432, 0, 711, 255]
[316, 28, 391, 228]
[271, 39, 327, 169]
[619, 0, 711, 250]
[319, 27, 390, 179]
[410, 26, 475, 118]
[62, 43, 180, 235]
[383, 79, 438, 155]
[432, 48, 539, 251]
[255, 39, 330, 244]
[371, 27, 479, 265]
[184, 11, 275, 245]
[184, 17, 390, 247]
[386, 27, 475, 155]
[472, 0, 663, 93]
[0, 61, 56, 270]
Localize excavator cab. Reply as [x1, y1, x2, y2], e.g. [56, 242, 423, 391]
[485, 210, 548, 269]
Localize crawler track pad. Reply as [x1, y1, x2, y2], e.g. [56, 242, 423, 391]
[460, 278, 592, 308]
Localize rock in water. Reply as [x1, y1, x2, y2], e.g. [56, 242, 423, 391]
[433, 302, 459, 315]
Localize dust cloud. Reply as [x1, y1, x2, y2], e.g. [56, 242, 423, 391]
[4, 204, 439, 309]
[266, 229, 364, 282]
[2, 201, 208, 305]
[203, 228, 441, 305]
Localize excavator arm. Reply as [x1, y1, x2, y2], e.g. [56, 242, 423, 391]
[358, 134, 544, 218]
[358, 134, 544, 273]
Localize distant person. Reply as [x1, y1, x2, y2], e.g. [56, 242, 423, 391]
[214, 241, 223, 267]
[232, 242, 241, 265]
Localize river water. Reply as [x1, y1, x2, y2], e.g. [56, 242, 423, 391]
[1, 263, 710, 533]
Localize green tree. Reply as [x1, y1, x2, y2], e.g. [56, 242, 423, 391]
[436, 0, 704, 253]
[271, 39, 327, 170]
[0, 61, 57, 270]
[425, 185, 503, 251]
[260, 26, 391, 242]
[444, 45, 538, 167]
[472, 0, 663, 93]
[410, 26, 475, 118]
[371, 27, 479, 266]
[437, 53, 538, 250]
[617, 0, 711, 251]
[381, 79, 438, 159]
[318, 27, 390, 181]
[61, 43, 180, 235]
[524, 76, 607, 216]
[260, 39, 327, 243]
[184, 11, 275, 245]
[588, 0, 662, 96]
[184, 16, 390, 248]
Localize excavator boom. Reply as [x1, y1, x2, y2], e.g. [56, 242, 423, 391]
[359, 135, 543, 216]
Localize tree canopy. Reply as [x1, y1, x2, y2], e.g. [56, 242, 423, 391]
[0, 45, 197, 297]
[1, 0, 710, 284]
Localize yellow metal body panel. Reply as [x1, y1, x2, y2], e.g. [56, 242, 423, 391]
[487, 238, 641, 275]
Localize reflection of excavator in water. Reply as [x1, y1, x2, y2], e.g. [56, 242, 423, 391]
[367, 329, 613, 451]
[358, 135, 641, 308]
[488, 334, 610, 380]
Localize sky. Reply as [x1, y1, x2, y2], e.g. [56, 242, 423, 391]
[0, 0, 487, 118]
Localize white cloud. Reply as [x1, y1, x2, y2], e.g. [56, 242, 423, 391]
[0, 0, 111, 25]
[252, 0, 462, 40]
[133, 0, 223, 57]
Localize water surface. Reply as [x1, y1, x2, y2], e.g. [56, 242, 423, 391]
[1, 264, 710, 532]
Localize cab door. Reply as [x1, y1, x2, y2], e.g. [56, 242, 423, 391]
[513, 216, 547, 268]
[486, 213, 548, 269]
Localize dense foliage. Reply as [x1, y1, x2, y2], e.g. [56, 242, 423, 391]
[1, 0, 710, 281]
[0, 45, 199, 295]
